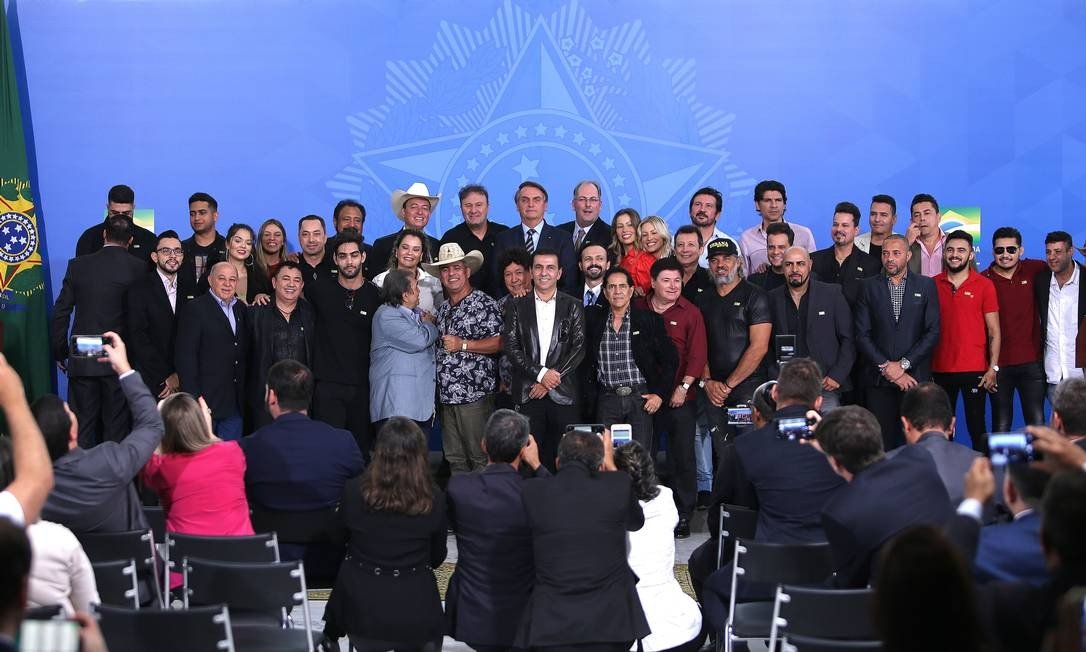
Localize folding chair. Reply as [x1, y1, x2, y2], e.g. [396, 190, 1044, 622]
[91, 559, 140, 608]
[782, 633, 883, 651]
[145, 505, 167, 544]
[77, 529, 163, 607]
[95, 602, 235, 652]
[23, 605, 63, 620]
[164, 531, 279, 603]
[716, 504, 758, 569]
[768, 585, 876, 651]
[720, 539, 834, 652]
[183, 558, 316, 651]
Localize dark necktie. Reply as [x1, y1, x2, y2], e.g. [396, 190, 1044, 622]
[525, 228, 536, 254]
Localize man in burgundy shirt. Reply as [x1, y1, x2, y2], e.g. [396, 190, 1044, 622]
[636, 257, 708, 537]
[931, 230, 1001, 453]
[982, 226, 1048, 431]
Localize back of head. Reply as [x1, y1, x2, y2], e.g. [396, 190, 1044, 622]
[362, 417, 432, 515]
[158, 393, 212, 454]
[381, 268, 414, 306]
[1007, 464, 1050, 509]
[0, 518, 30, 632]
[775, 358, 823, 408]
[613, 441, 660, 502]
[874, 525, 985, 652]
[266, 360, 313, 412]
[1052, 378, 1086, 437]
[557, 430, 604, 470]
[1040, 471, 1086, 572]
[482, 409, 530, 464]
[815, 406, 885, 475]
[900, 382, 953, 434]
[30, 394, 72, 461]
[103, 213, 134, 245]
[751, 380, 777, 423]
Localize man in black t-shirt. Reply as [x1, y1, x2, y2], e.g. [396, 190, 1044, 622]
[177, 192, 227, 297]
[307, 232, 381, 455]
[74, 184, 156, 265]
[698, 238, 772, 469]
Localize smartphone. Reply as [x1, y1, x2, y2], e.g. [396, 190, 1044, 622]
[776, 416, 816, 441]
[564, 423, 606, 436]
[610, 423, 633, 446]
[775, 334, 797, 364]
[988, 432, 1041, 466]
[18, 619, 80, 652]
[69, 334, 110, 359]
[727, 405, 753, 425]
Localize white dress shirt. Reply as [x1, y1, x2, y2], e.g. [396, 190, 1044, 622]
[521, 221, 545, 251]
[158, 269, 178, 313]
[1044, 264, 1083, 383]
[534, 290, 557, 381]
[697, 227, 743, 268]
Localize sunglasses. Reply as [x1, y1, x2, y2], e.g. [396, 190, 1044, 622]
[994, 246, 1019, 255]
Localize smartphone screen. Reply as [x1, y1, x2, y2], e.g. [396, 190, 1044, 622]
[19, 620, 80, 652]
[610, 423, 632, 446]
[71, 335, 105, 358]
[988, 432, 1036, 466]
[727, 405, 753, 425]
[776, 417, 811, 441]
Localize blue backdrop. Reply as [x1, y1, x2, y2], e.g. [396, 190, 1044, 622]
[12, 0, 1086, 432]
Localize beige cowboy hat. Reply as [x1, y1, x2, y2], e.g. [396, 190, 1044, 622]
[390, 182, 441, 219]
[423, 242, 484, 275]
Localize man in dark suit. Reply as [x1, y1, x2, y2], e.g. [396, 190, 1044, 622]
[1035, 230, 1086, 395]
[439, 184, 509, 297]
[175, 261, 248, 440]
[74, 184, 156, 265]
[854, 233, 941, 449]
[809, 201, 880, 308]
[974, 463, 1050, 586]
[577, 241, 611, 311]
[557, 180, 611, 288]
[51, 214, 147, 447]
[367, 182, 441, 278]
[445, 409, 549, 652]
[502, 248, 585, 472]
[1050, 377, 1086, 451]
[243, 360, 362, 581]
[813, 405, 952, 588]
[768, 246, 855, 410]
[516, 429, 649, 651]
[37, 333, 164, 533]
[125, 230, 190, 400]
[697, 358, 846, 624]
[492, 181, 577, 295]
[583, 267, 677, 449]
[890, 382, 980, 506]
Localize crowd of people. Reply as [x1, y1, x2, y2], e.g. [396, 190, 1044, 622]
[0, 176, 1082, 650]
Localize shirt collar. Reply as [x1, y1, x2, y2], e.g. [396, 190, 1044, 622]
[534, 289, 557, 304]
[157, 268, 177, 287]
[1050, 264, 1079, 289]
[1013, 507, 1036, 521]
[217, 295, 238, 309]
[522, 221, 545, 236]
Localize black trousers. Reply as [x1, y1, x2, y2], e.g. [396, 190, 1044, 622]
[534, 644, 633, 652]
[656, 401, 697, 518]
[313, 380, 371, 455]
[863, 385, 906, 451]
[596, 391, 654, 449]
[518, 396, 580, 473]
[68, 374, 129, 448]
[991, 361, 1047, 431]
[933, 371, 989, 453]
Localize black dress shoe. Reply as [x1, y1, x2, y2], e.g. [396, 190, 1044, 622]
[674, 517, 691, 539]
[696, 490, 711, 510]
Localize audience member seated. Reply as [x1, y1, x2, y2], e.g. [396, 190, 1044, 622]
[1050, 377, 1086, 450]
[445, 409, 548, 652]
[0, 351, 54, 526]
[874, 525, 988, 652]
[614, 441, 703, 652]
[323, 418, 448, 652]
[890, 382, 980, 505]
[692, 359, 845, 604]
[243, 360, 363, 582]
[26, 519, 100, 616]
[812, 405, 952, 587]
[974, 464, 1050, 586]
[515, 429, 649, 651]
[36, 333, 164, 533]
[0, 518, 32, 652]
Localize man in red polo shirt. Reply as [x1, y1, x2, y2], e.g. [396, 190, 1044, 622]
[982, 226, 1048, 431]
[932, 230, 1001, 453]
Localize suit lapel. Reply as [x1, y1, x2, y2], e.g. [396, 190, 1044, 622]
[523, 295, 541, 364]
[547, 297, 562, 366]
[206, 295, 234, 336]
[150, 274, 174, 315]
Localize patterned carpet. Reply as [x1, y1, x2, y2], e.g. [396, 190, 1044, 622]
[308, 563, 696, 602]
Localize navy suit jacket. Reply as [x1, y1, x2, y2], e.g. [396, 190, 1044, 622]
[445, 463, 550, 647]
[174, 293, 248, 419]
[888, 431, 979, 506]
[556, 218, 610, 249]
[767, 280, 856, 388]
[821, 444, 952, 588]
[492, 222, 577, 294]
[854, 272, 941, 388]
[242, 412, 364, 511]
[974, 510, 1048, 586]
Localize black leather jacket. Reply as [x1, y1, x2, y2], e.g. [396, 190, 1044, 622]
[502, 290, 585, 406]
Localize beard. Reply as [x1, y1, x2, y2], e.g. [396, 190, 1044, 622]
[946, 260, 969, 274]
[712, 271, 736, 286]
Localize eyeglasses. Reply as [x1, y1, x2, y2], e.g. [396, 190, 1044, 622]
[575, 196, 600, 204]
[994, 246, 1018, 255]
[156, 247, 183, 257]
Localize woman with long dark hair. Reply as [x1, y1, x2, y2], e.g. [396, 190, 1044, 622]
[197, 223, 272, 304]
[614, 441, 703, 652]
[323, 418, 448, 652]
[610, 208, 655, 296]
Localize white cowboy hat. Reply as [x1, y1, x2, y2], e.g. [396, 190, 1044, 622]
[390, 182, 441, 219]
[423, 242, 484, 276]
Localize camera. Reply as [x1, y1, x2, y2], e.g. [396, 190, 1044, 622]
[988, 432, 1041, 466]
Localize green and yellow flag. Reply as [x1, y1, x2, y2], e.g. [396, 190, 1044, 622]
[0, 5, 51, 400]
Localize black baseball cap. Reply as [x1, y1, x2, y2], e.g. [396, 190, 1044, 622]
[706, 237, 739, 259]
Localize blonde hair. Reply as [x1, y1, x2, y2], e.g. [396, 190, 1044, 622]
[639, 216, 673, 258]
[158, 393, 214, 454]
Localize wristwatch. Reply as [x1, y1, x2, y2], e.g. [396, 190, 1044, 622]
[460, 341, 468, 352]
[698, 379, 708, 389]
[900, 358, 912, 371]
[990, 364, 1000, 373]
[681, 381, 691, 391]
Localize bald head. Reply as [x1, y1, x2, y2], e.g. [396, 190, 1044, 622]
[783, 246, 811, 289]
[208, 261, 238, 302]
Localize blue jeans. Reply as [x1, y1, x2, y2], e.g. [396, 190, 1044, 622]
[212, 416, 243, 441]
[694, 393, 713, 492]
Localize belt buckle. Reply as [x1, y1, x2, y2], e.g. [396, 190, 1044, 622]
[616, 386, 632, 397]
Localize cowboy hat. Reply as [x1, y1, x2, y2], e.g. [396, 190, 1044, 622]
[423, 242, 484, 276]
[390, 182, 441, 219]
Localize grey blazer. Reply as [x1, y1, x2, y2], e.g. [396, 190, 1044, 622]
[369, 304, 439, 422]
